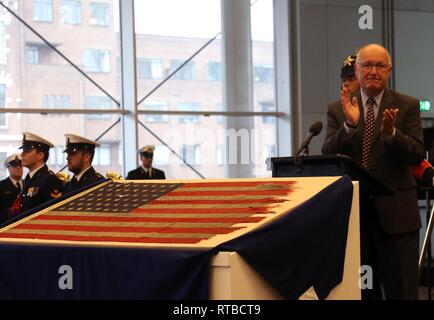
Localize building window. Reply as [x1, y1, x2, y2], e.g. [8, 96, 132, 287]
[254, 64, 274, 83]
[0, 84, 5, 127]
[170, 60, 195, 80]
[33, 0, 53, 22]
[216, 102, 224, 124]
[0, 152, 6, 178]
[144, 101, 169, 123]
[42, 95, 70, 113]
[89, 2, 109, 26]
[93, 145, 111, 166]
[84, 49, 110, 73]
[260, 102, 275, 124]
[217, 145, 225, 166]
[265, 145, 277, 159]
[60, 0, 82, 25]
[178, 102, 201, 123]
[180, 145, 201, 166]
[26, 46, 40, 64]
[153, 145, 169, 166]
[0, 22, 6, 64]
[49, 147, 65, 166]
[137, 58, 163, 79]
[84, 96, 112, 120]
[208, 61, 221, 81]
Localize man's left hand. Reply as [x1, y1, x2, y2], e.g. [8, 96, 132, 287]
[381, 108, 399, 137]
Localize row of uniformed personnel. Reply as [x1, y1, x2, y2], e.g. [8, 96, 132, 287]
[0, 132, 166, 224]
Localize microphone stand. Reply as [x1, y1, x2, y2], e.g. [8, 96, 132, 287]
[294, 145, 310, 174]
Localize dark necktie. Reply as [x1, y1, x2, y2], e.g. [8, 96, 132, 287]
[23, 174, 30, 188]
[362, 98, 376, 170]
[16, 181, 21, 193]
[71, 176, 78, 188]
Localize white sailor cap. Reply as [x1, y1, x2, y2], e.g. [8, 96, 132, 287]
[4, 154, 22, 168]
[138, 145, 155, 156]
[19, 132, 54, 151]
[64, 134, 100, 153]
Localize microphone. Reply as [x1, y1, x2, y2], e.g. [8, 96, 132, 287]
[296, 121, 323, 156]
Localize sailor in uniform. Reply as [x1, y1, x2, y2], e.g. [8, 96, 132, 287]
[63, 134, 105, 193]
[0, 154, 23, 223]
[19, 132, 63, 213]
[126, 145, 166, 180]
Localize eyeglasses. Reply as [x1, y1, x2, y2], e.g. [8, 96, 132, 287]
[357, 62, 390, 72]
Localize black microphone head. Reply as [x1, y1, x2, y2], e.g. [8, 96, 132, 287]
[309, 121, 323, 136]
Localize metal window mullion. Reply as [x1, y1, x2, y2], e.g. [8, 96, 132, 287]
[119, 0, 138, 177]
[273, 0, 294, 157]
[222, 0, 254, 178]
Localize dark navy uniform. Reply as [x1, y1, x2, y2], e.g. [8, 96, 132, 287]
[64, 166, 105, 193]
[126, 145, 166, 180]
[21, 165, 63, 213]
[126, 167, 166, 180]
[0, 178, 21, 223]
[63, 133, 105, 194]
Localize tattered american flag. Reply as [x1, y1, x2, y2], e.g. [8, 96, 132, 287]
[0, 180, 296, 245]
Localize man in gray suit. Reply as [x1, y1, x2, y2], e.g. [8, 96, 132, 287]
[322, 44, 424, 299]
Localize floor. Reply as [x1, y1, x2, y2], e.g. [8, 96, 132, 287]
[419, 286, 432, 300]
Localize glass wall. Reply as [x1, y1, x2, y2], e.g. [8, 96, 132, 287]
[0, 0, 121, 179]
[0, 0, 279, 180]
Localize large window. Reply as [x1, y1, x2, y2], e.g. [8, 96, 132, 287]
[49, 147, 65, 166]
[208, 61, 221, 81]
[260, 102, 275, 124]
[84, 49, 110, 73]
[0, 22, 6, 64]
[2, 0, 281, 181]
[254, 64, 274, 83]
[89, 2, 110, 26]
[180, 145, 201, 166]
[42, 95, 70, 109]
[137, 58, 162, 79]
[0, 152, 6, 179]
[33, 0, 53, 22]
[170, 60, 195, 80]
[144, 102, 169, 123]
[26, 46, 40, 64]
[0, 84, 5, 127]
[177, 102, 201, 123]
[153, 145, 169, 166]
[84, 96, 112, 119]
[60, 0, 82, 25]
[93, 145, 112, 166]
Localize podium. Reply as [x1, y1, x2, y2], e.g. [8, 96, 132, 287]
[266, 154, 393, 196]
[417, 127, 434, 299]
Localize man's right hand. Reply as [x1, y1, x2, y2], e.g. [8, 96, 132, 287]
[341, 88, 360, 127]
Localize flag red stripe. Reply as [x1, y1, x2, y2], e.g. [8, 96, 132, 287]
[13, 224, 242, 234]
[132, 207, 270, 214]
[0, 233, 203, 244]
[168, 190, 290, 196]
[35, 215, 264, 224]
[180, 181, 296, 188]
[151, 199, 286, 205]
